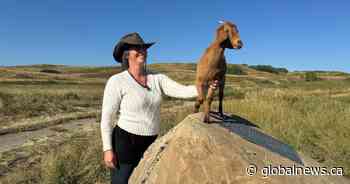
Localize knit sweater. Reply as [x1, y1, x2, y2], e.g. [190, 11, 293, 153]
[100, 70, 198, 151]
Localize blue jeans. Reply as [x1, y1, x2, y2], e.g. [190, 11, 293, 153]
[110, 125, 157, 184]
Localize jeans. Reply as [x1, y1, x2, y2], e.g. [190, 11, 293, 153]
[110, 125, 157, 184]
[110, 163, 138, 184]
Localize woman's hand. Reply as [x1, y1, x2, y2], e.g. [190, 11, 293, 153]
[104, 150, 117, 169]
[210, 80, 220, 90]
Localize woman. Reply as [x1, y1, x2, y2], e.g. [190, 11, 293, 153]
[100, 32, 219, 184]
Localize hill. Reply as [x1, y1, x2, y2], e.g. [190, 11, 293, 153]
[0, 63, 350, 183]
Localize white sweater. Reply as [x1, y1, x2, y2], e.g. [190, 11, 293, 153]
[100, 70, 198, 151]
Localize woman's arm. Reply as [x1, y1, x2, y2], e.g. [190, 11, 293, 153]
[100, 76, 122, 152]
[159, 74, 198, 98]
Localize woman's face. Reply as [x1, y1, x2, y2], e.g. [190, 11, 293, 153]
[128, 46, 147, 64]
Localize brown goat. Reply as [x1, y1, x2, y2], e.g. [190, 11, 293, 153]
[194, 21, 243, 123]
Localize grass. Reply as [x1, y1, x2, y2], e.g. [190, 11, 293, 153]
[1, 129, 109, 184]
[0, 110, 99, 135]
[148, 63, 197, 72]
[1, 63, 350, 182]
[38, 134, 108, 184]
[4, 87, 349, 183]
[280, 79, 350, 91]
[0, 84, 103, 124]
[159, 106, 194, 136]
[213, 88, 350, 177]
[0, 107, 193, 184]
[334, 95, 350, 103]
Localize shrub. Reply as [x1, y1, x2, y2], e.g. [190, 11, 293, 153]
[226, 65, 247, 75]
[40, 69, 62, 74]
[249, 65, 288, 74]
[305, 72, 320, 81]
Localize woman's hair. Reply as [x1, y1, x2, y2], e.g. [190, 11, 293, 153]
[121, 49, 148, 73]
[121, 50, 129, 70]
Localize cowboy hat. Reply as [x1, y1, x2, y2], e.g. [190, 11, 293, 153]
[113, 32, 155, 63]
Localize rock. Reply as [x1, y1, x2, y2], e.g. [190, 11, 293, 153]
[130, 112, 349, 184]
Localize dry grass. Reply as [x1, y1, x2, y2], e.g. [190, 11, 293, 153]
[0, 110, 99, 135]
[0, 84, 103, 124]
[1, 64, 350, 182]
[1, 129, 108, 184]
[0, 107, 193, 184]
[213, 88, 350, 176]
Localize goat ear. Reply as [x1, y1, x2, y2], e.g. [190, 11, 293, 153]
[218, 20, 225, 24]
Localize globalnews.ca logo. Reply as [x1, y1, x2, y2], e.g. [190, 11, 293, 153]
[246, 164, 344, 176]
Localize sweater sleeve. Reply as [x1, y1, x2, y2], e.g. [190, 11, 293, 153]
[159, 74, 198, 98]
[100, 76, 122, 152]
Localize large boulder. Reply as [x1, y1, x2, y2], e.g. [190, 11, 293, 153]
[130, 112, 349, 184]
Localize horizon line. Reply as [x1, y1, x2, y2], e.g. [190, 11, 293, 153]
[0, 62, 349, 74]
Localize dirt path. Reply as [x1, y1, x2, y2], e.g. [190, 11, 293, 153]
[0, 102, 196, 155]
[0, 101, 198, 178]
[0, 118, 97, 153]
[331, 91, 350, 97]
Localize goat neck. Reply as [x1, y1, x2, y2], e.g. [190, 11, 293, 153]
[211, 41, 225, 59]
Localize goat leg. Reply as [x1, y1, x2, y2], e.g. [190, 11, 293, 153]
[218, 78, 225, 117]
[194, 84, 205, 113]
[204, 85, 215, 123]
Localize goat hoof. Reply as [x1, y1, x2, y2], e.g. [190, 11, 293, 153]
[203, 116, 210, 123]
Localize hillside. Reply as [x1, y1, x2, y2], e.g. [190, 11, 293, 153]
[0, 63, 350, 183]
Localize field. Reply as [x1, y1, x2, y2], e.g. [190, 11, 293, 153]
[0, 63, 349, 183]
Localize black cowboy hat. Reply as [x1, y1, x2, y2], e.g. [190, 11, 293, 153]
[113, 32, 155, 63]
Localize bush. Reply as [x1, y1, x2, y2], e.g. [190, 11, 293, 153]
[249, 65, 288, 74]
[40, 69, 62, 74]
[226, 65, 247, 75]
[305, 72, 320, 81]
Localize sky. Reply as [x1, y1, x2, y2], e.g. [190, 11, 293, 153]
[1, 0, 349, 72]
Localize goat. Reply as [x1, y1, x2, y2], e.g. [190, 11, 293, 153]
[194, 21, 243, 123]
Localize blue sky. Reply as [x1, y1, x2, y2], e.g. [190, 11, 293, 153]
[1, 0, 349, 72]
